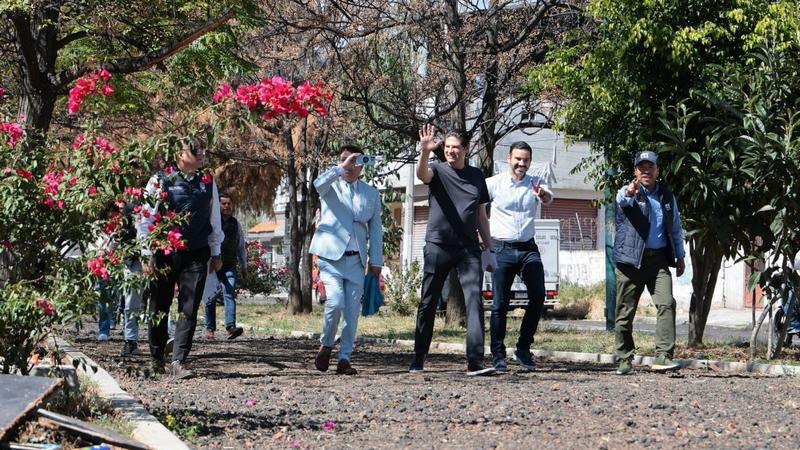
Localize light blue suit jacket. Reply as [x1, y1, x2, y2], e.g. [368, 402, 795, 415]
[309, 166, 383, 268]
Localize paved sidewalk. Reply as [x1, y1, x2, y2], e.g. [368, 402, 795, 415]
[549, 307, 769, 343]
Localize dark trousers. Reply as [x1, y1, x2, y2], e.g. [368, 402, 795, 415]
[415, 242, 484, 365]
[148, 246, 210, 363]
[490, 239, 546, 359]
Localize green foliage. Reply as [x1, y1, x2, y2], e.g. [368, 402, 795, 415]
[239, 240, 287, 296]
[383, 260, 422, 316]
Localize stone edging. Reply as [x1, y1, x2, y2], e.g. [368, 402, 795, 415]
[277, 329, 800, 377]
[51, 337, 189, 450]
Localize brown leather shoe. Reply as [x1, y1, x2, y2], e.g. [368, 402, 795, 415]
[336, 359, 357, 375]
[315, 345, 332, 372]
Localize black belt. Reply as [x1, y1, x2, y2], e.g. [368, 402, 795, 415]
[343, 250, 359, 256]
[494, 238, 536, 250]
[644, 248, 667, 257]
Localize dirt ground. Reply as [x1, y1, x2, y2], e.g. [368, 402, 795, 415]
[72, 330, 800, 449]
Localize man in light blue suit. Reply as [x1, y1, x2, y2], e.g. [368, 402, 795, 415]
[310, 144, 383, 375]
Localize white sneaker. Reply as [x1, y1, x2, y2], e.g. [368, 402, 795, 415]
[97, 333, 109, 342]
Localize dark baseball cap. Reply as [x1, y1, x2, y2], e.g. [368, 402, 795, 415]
[634, 151, 658, 166]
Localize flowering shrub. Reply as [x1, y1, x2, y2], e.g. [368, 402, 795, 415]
[212, 76, 332, 120]
[0, 73, 182, 373]
[239, 241, 288, 296]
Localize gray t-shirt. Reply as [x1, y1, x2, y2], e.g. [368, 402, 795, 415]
[425, 162, 489, 245]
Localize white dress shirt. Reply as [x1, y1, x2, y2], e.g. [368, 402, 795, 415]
[136, 172, 224, 257]
[486, 172, 555, 242]
[341, 177, 361, 253]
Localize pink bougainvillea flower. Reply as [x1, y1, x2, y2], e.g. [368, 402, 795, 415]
[68, 70, 114, 114]
[1, 121, 24, 147]
[200, 172, 212, 185]
[36, 298, 55, 316]
[56, 199, 66, 209]
[164, 166, 174, 175]
[167, 227, 187, 251]
[0, 86, 5, 98]
[322, 420, 335, 431]
[87, 256, 110, 279]
[88, 185, 98, 196]
[245, 399, 257, 406]
[2, 240, 13, 250]
[159, 191, 169, 200]
[212, 83, 232, 102]
[68, 176, 78, 186]
[42, 197, 55, 207]
[16, 168, 33, 180]
[72, 134, 85, 150]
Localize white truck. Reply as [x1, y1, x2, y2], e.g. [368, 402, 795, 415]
[482, 219, 561, 310]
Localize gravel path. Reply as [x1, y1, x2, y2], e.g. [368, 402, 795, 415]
[72, 331, 800, 449]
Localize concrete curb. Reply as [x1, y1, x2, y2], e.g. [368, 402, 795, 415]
[52, 337, 189, 450]
[274, 328, 800, 377]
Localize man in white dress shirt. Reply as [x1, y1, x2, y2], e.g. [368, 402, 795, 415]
[486, 141, 554, 372]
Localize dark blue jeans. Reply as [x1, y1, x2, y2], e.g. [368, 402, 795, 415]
[490, 239, 545, 359]
[205, 268, 237, 330]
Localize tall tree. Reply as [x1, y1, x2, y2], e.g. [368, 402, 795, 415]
[267, 0, 581, 323]
[534, 0, 798, 346]
[0, 0, 256, 134]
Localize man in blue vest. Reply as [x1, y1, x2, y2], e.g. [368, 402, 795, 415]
[614, 150, 685, 375]
[139, 135, 224, 379]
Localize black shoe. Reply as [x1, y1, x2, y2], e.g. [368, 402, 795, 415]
[164, 337, 174, 357]
[408, 355, 425, 373]
[168, 361, 194, 379]
[492, 356, 509, 373]
[466, 362, 496, 377]
[513, 349, 537, 371]
[120, 341, 141, 357]
[226, 325, 244, 340]
[150, 358, 166, 375]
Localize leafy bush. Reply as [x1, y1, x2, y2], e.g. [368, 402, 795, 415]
[383, 261, 422, 316]
[239, 240, 288, 296]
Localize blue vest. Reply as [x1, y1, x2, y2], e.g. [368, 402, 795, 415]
[613, 184, 678, 268]
[158, 169, 212, 251]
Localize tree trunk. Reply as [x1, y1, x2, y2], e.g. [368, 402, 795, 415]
[284, 132, 304, 314]
[687, 237, 723, 347]
[297, 164, 313, 313]
[445, 269, 467, 327]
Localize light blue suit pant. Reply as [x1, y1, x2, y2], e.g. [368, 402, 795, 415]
[318, 254, 365, 361]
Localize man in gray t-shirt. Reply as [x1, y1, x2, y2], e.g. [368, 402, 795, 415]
[409, 124, 495, 376]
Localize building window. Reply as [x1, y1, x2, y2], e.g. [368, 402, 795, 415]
[541, 199, 598, 251]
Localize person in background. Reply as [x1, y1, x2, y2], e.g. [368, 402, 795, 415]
[204, 192, 246, 340]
